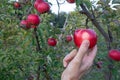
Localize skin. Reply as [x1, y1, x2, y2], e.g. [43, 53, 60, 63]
[61, 40, 97, 80]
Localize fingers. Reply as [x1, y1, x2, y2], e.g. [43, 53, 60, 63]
[63, 49, 77, 67]
[79, 45, 97, 73]
[74, 40, 90, 62]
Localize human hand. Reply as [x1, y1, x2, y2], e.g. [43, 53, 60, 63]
[61, 40, 97, 80]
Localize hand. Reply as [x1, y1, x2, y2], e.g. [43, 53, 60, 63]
[61, 40, 97, 80]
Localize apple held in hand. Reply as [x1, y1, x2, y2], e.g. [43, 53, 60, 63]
[66, 0, 75, 3]
[27, 14, 41, 26]
[66, 35, 72, 42]
[73, 29, 97, 48]
[47, 38, 57, 46]
[108, 49, 120, 61]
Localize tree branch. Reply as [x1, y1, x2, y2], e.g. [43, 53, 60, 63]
[80, 4, 110, 42]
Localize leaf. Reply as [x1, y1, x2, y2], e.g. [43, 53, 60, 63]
[83, 0, 92, 9]
[76, 0, 83, 7]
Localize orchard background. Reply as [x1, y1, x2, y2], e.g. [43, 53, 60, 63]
[0, 0, 120, 80]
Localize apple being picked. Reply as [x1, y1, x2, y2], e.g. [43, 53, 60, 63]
[27, 14, 41, 27]
[73, 29, 97, 49]
[66, 0, 75, 3]
[47, 38, 57, 46]
[108, 49, 120, 61]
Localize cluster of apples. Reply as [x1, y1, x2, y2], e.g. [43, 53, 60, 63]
[20, 0, 50, 29]
[17, 0, 120, 60]
[47, 35, 73, 47]
[20, 14, 41, 29]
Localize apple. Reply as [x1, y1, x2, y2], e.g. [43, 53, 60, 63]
[14, 2, 21, 8]
[34, 0, 44, 9]
[27, 14, 41, 26]
[96, 61, 102, 69]
[36, 2, 50, 14]
[20, 20, 31, 29]
[66, 0, 75, 3]
[73, 29, 97, 48]
[66, 35, 72, 42]
[108, 49, 120, 61]
[47, 38, 57, 46]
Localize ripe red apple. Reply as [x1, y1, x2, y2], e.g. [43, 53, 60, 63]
[14, 2, 21, 8]
[47, 38, 57, 46]
[73, 29, 97, 48]
[27, 14, 41, 26]
[20, 20, 31, 29]
[66, 35, 72, 42]
[34, 0, 44, 9]
[108, 49, 120, 61]
[66, 0, 75, 3]
[36, 2, 50, 14]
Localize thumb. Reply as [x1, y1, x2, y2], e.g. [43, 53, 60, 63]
[74, 40, 90, 62]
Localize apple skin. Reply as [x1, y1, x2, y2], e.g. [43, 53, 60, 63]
[34, 0, 44, 9]
[20, 20, 31, 29]
[66, 35, 72, 42]
[47, 38, 57, 46]
[66, 0, 75, 3]
[73, 29, 97, 48]
[108, 49, 120, 61]
[36, 2, 50, 14]
[14, 2, 21, 8]
[27, 14, 41, 26]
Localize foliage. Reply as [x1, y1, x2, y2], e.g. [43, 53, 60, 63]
[0, 0, 120, 80]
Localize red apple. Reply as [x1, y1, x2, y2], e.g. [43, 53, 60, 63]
[66, 35, 72, 42]
[47, 38, 57, 46]
[20, 20, 31, 29]
[36, 2, 50, 14]
[14, 2, 21, 8]
[66, 0, 75, 3]
[108, 49, 120, 61]
[34, 0, 44, 9]
[73, 29, 97, 48]
[27, 14, 41, 26]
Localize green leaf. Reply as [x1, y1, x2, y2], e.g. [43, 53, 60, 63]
[83, 0, 92, 9]
[76, 0, 83, 7]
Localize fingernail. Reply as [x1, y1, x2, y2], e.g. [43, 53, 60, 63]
[64, 62, 67, 67]
[82, 40, 90, 46]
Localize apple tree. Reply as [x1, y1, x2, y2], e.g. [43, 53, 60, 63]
[0, 0, 120, 80]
